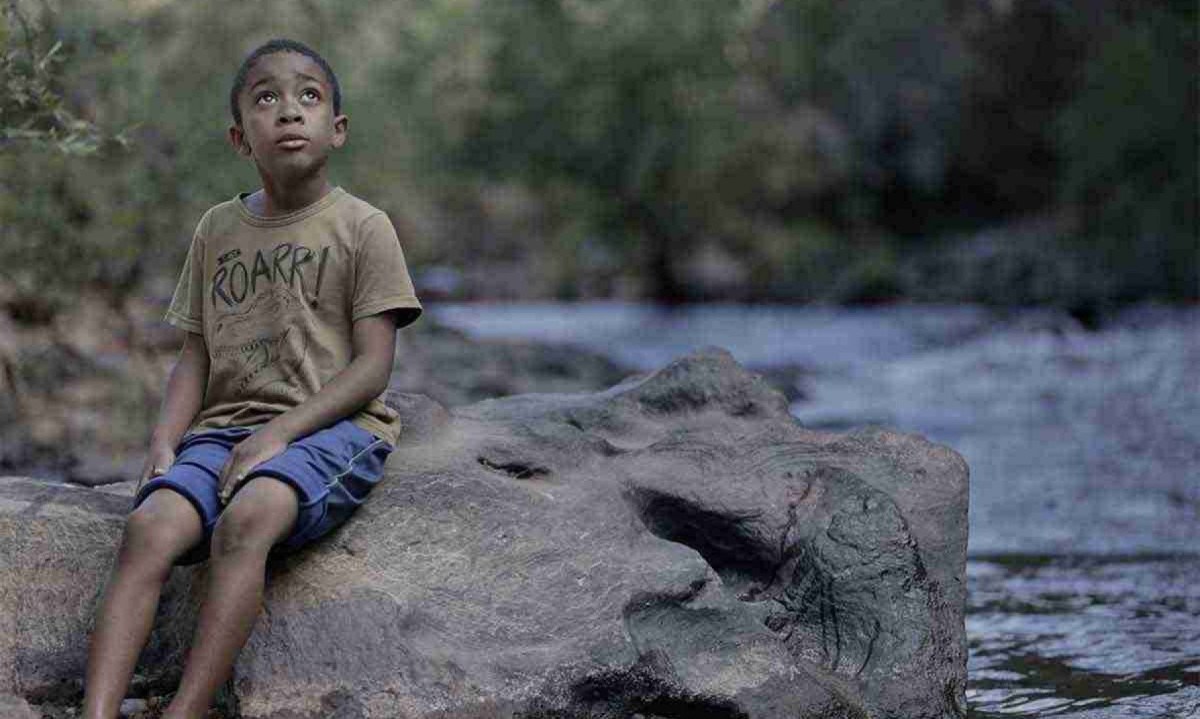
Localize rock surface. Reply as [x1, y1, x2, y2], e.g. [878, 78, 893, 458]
[0, 348, 968, 718]
[388, 321, 632, 409]
[0, 693, 39, 719]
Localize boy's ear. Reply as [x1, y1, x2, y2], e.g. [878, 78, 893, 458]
[228, 124, 253, 156]
[331, 114, 348, 149]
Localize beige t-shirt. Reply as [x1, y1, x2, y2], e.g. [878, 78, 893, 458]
[165, 187, 422, 446]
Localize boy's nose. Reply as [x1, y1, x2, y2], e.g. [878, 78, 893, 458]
[277, 100, 304, 124]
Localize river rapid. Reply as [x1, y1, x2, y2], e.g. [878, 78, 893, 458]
[430, 301, 1200, 718]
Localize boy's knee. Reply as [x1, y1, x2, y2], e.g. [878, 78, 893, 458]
[211, 477, 298, 557]
[121, 492, 203, 566]
[211, 512, 272, 557]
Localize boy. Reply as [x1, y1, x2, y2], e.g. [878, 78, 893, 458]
[81, 39, 421, 719]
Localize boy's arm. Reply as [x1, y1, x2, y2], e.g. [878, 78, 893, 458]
[139, 331, 209, 488]
[215, 312, 398, 503]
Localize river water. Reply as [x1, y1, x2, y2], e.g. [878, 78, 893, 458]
[429, 301, 1200, 718]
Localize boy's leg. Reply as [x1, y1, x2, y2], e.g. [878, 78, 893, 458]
[160, 476, 299, 719]
[83, 489, 205, 719]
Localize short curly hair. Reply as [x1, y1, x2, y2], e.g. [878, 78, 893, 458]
[229, 38, 341, 126]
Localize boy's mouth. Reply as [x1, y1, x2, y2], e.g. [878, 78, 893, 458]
[276, 135, 309, 149]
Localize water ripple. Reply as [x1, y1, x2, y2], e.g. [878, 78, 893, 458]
[967, 556, 1200, 717]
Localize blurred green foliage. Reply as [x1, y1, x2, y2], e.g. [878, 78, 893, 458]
[0, 0, 1195, 320]
[1, 1, 140, 320]
[1056, 2, 1198, 301]
[2, 1, 108, 153]
[407, 0, 772, 299]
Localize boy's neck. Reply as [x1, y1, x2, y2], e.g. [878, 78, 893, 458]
[247, 173, 334, 217]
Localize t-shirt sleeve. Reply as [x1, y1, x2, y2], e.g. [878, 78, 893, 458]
[352, 211, 423, 328]
[163, 213, 208, 334]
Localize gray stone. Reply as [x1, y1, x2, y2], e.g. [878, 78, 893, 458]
[0, 693, 38, 719]
[0, 348, 968, 718]
[0, 476, 201, 707]
[388, 321, 632, 409]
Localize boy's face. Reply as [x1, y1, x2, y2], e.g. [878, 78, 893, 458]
[228, 51, 347, 186]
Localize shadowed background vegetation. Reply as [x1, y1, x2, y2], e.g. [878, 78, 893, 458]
[0, 0, 1196, 475]
[2, 0, 1195, 319]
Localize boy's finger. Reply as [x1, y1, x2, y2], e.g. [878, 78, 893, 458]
[216, 459, 234, 488]
[219, 470, 248, 504]
[222, 462, 244, 489]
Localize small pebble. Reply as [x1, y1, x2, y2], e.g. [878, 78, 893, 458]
[119, 698, 148, 716]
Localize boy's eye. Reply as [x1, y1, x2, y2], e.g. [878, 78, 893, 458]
[250, 87, 319, 109]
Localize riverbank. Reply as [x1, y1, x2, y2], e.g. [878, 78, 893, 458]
[0, 294, 635, 486]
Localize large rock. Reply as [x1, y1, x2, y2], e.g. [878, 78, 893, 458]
[0, 475, 204, 712]
[0, 348, 969, 718]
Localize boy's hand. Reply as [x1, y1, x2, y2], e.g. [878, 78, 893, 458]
[137, 443, 176, 494]
[217, 428, 290, 505]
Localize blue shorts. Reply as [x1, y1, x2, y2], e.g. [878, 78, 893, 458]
[132, 418, 393, 566]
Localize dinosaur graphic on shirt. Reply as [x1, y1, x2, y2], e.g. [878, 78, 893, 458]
[211, 285, 309, 398]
